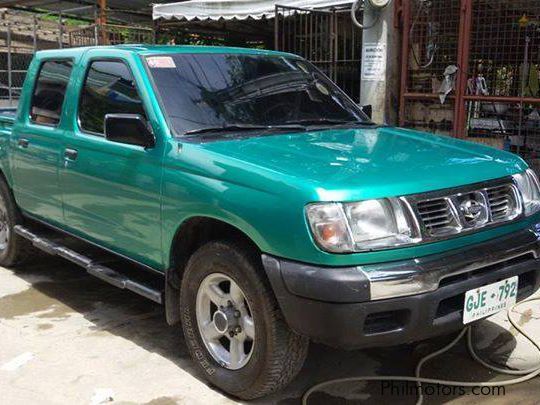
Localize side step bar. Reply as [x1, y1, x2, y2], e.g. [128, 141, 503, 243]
[14, 225, 163, 304]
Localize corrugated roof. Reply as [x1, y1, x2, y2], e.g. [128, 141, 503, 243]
[0, 0, 181, 24]
[153, 0, 353, 21]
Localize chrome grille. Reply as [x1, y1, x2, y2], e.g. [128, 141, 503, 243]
[409, 179, 522, 241]
[486, 184, 518, 221]
[416, 198, 459, 236]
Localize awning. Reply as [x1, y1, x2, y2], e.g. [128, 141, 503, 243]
[153, 0, 353, 21]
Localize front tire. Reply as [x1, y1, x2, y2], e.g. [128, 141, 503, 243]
[0, 176, 34, 267]
[180, 241, 309, 399]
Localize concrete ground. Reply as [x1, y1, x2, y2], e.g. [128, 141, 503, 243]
[1, 257, 539, 405]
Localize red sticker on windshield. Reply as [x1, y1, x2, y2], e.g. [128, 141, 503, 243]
[147, 56, 176, 68]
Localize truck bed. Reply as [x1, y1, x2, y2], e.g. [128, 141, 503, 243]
[0, 107, 17, 121]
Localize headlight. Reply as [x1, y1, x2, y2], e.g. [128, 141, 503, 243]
[513, 169, 540, 216]
[306, 198, 420, 253]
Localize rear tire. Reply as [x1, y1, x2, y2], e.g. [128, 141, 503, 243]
[180, 241, 309, 400]
[0, 176, 35, 266]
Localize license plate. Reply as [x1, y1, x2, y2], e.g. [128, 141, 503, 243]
[463, 276, 518, 324]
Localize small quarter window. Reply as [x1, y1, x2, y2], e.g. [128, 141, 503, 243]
[79, 60, 146, 135]
[30, 60, 73, 126]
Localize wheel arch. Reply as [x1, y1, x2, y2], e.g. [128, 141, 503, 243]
[165, 215, 263, 325]
[0, 167, 11, 189]
[0, 167, 19, 208]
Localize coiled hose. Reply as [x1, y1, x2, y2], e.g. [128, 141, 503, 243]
[350, 0, 382, 30]
[303, 296, 540, 405]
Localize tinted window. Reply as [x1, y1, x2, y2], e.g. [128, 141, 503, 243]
[146, 54, 368, 136]
[79, 60, 146, 135]
[30, 60, 73, 126]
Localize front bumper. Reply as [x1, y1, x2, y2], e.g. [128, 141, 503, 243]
[262, 225, 540, 349]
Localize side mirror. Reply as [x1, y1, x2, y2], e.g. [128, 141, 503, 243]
[104, 113, 155, 148]
[361, 104, 373, 120]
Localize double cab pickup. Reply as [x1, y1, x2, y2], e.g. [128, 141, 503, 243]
[0, 45, 539, 399]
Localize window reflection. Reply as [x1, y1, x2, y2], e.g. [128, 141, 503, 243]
[147, 54, 366, 136]
[79, 60, 146, 135]
[30, 60, 73, 126]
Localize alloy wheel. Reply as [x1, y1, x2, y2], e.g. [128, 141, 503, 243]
[195, 273, 256, 370]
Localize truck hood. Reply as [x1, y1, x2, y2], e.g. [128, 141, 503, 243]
[196, 126, 527, 201]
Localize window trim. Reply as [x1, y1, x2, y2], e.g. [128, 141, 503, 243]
[28, 57, 75, 128]
[76, 57, 149, 138]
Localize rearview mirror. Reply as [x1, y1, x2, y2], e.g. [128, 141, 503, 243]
[104, 113, 155, 148]
[361, 104, 373, 120]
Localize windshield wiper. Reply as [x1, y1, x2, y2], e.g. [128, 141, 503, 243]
[183, 123, 307, 136]
[284, 118, 375, 127]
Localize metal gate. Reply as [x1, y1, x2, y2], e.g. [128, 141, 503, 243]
[69, 24, 154, 47]
[0, 9, 154, 106]
[400, 0, 540, 172]
[0, 10, 69, 105]
[275, 4, 362, 102]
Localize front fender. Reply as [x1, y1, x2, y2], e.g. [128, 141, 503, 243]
[161, 170, 301, 267]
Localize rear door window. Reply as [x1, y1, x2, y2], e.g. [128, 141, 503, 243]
[78, 60, 146, 135]
[30, 60, 73, 126]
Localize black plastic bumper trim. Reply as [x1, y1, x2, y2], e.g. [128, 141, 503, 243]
[262, 227, 540, 349]
[266, 257, 371, 303]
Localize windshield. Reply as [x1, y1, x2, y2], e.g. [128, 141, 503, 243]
[145, 53, 370, 136]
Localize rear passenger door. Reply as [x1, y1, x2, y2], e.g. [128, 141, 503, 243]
[61, 57, 163, 268]
[11, 59, 73, 224]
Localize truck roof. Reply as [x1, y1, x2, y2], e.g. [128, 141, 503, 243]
[35, 44, 296, 59]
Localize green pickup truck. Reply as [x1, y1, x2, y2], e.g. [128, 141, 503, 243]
[0, 45, 539, 399]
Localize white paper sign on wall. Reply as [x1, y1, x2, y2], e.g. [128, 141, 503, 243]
[361, 43, 387, 81]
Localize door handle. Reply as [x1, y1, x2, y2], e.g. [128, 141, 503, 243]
[17, 138, 29, 148]
[64, 148, 78, 161]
